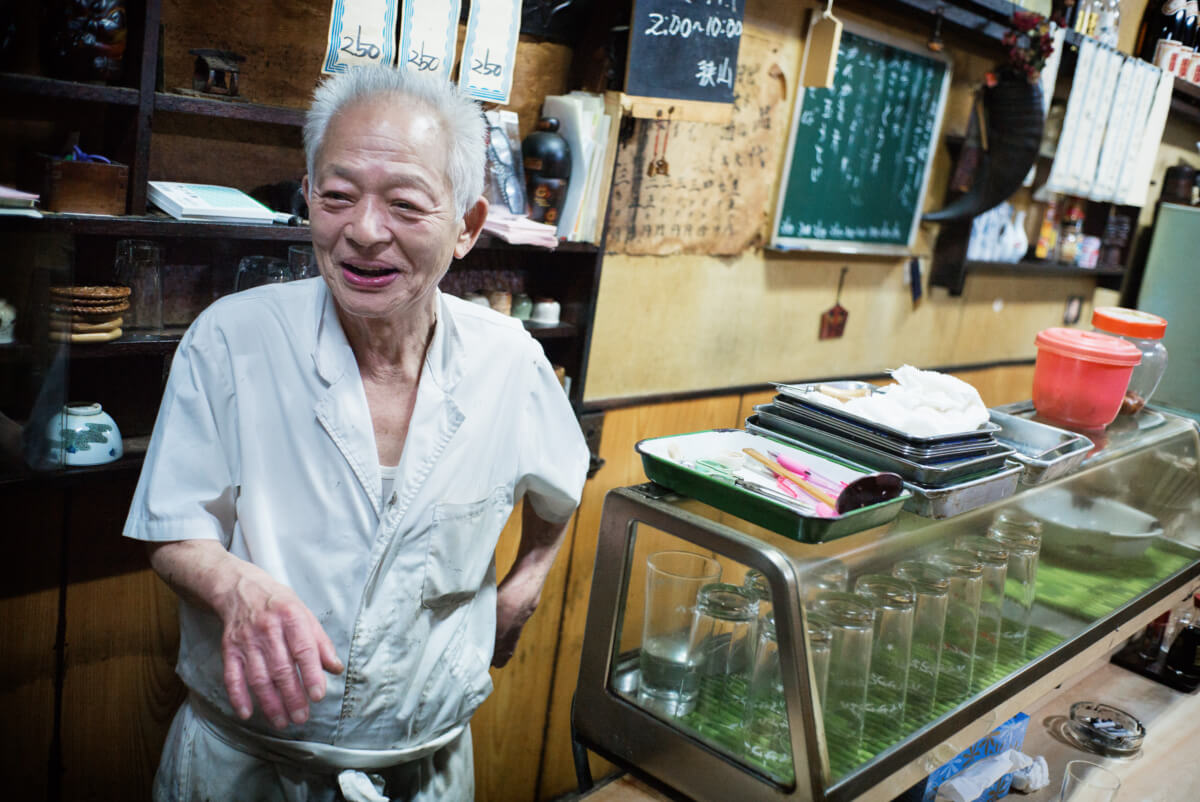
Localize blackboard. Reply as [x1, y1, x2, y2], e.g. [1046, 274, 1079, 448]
[623, 0, 746, 104]
[770, 24, 950, 254]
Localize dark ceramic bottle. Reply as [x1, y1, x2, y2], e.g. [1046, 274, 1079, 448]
[522, 117, 570, 226]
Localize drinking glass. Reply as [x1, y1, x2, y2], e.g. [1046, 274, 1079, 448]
[854, 575, 916, 741]
[637, 551, 722, 717]
[799, 558, 849, 606]
[113, 239, 163, 331]
[743, 568, 773, 625]
[1058, 759, 1120, 801]
[955, 535, 1009, 690]
[891, 560, 950, 729]
[685, 583, 758, 731]
[809, 591, 874, 768]
[742, 612, 831, 765]
[930, 549, 983, 706]
[234, 255, 291, 292]
[287, 245, 320, 280]
[988, 511, 1044, 661]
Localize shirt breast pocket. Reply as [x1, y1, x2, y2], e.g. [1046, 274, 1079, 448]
[420, 487, 508, 609]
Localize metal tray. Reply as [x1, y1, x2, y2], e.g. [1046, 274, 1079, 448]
[771, 397, 997, 460]
[902, 462, 1024, 519]
[774, 382, 1001, 445]
[749, 409, 1014, 487]
[635, 428, 910, 543]
[989, 409, 1094, 485]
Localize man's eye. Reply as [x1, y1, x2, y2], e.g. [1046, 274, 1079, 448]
[322, 191, 352, 203]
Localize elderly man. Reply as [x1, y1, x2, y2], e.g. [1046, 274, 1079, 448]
[124, 67, 589, 801]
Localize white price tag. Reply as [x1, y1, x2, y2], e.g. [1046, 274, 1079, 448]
[398, 0, 462, 80]
[322, 0, 399, 74]
[459, 0, 522, 104]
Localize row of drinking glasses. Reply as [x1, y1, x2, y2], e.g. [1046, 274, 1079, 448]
[636, 509, 1045, 770]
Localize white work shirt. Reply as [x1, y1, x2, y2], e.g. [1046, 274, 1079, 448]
[124, 278, 588, 766]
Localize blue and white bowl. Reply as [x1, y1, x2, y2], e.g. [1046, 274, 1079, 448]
[47, 402, 123, 466]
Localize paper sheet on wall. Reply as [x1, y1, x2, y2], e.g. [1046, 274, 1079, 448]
[1091, 57, 1141, 200]
[322, 0, 400, 74]
[1024, 25, 1067, 187]
[1078, 48, 1123, 195]
[1046, 38, 1096, 194]
[459, 0, 521, 103]
[399, 0, 461, 80]
[1118, 68, 1175, 207]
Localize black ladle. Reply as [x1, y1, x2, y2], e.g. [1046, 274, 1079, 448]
[744, 448, 905, 515]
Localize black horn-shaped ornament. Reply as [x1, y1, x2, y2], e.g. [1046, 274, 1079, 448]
[923, 72, 1045, 223]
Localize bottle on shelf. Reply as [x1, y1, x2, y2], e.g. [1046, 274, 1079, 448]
[1075, 0, 1101, 35]
[1034, 197, 1060, 260]
[1096, 0, 1121, 47]
[1164, 592, 1200, 688]
[1055, 198, 1085, 265]
[1136, 0, 1190, 70]
[522, 117, 571, 226]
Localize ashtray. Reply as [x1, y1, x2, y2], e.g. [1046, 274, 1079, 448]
[1066, 701, 1145, 757]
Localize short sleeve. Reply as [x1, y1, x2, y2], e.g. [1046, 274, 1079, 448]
[122, 314, 239, 545]
[513, 344, 589, 524]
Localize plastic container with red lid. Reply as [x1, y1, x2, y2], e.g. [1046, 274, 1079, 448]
[1091, 307, 1168, 414]
[1032, 327, 1141, 429]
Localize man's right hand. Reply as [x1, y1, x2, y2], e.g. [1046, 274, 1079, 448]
[147, 540, 344, 730]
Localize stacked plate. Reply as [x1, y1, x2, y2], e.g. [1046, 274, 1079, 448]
[49, 286, 129, 344]
[747, 382, 1023, 518]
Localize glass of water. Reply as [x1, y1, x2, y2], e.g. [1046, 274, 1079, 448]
[637, 551, 721, 717]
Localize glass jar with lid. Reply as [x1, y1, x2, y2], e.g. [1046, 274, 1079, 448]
[1091, 306, 1168, 414]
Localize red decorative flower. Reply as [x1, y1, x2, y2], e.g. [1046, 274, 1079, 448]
[998, 10, 1058, 83]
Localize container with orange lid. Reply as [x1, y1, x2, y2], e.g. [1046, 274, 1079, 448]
[1091, 307, 1168, 415]
[1032, 327, 1141, 429]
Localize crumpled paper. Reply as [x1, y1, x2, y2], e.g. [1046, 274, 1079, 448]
[812, 365, 989, 437]
[934, 749, 1042, 802]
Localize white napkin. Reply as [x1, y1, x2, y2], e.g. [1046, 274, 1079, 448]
[1009, 755, 1050, 793]
[934, 749, 1037, 802]
[811, 365, 989, 437]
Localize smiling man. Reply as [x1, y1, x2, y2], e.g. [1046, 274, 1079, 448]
[124, 67, 589, 802]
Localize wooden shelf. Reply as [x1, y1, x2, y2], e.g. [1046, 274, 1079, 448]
[154, 92, 307, 126]
[0, 72, 140, 106]
[0, 435, 149, 488]
[523, 320, 577, 339]
[0, 215, 601, 255]
[963, 260, 1125, 277]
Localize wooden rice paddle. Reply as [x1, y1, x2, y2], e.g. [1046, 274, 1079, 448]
[743, 448, 903, 515]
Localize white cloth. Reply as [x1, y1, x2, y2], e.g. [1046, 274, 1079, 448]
[153, 696, 474, 801]
[125, 279, 588, 785]
[809, 364, 989, 437]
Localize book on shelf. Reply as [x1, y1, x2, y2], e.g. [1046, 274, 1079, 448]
[0, 184, 43, 218]
[147, 181, 276, 224]
[540, 91, 619, 244]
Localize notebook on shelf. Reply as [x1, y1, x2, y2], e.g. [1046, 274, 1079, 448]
[147, 181, 275, 224]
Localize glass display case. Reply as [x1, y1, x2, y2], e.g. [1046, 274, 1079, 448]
[572, 409, 1200, 801]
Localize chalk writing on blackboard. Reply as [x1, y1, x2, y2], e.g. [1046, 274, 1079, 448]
[771, 26, 949, 253]
[625, 0, 747, 104]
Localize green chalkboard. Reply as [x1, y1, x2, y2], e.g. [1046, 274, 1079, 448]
[770, 25, 950, 254]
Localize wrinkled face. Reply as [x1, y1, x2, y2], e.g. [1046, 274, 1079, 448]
[305, 100, 471, 323]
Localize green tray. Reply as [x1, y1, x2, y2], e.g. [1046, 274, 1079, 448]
[636, 428, 910, 543]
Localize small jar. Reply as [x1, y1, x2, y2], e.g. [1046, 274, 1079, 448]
[1091, 306, 1168, 415]
[511, 293, 533, 321]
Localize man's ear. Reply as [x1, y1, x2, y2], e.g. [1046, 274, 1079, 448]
[454, 196, 489, 259]
[301, 174, 311, 201]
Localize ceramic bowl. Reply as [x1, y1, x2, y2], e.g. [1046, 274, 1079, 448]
[531, 298, 560, 324]
[46, 402, 123, 466]
[1019, 487, 1161, 565]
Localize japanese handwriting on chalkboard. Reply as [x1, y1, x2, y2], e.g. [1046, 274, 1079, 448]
[696, 56, 734, 88]
[408, 41, 440, 72]
[340, 26, 381, 60]
[471, 48, 503, 77]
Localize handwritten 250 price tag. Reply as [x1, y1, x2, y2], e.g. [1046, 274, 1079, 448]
[322, 0, 399, 74]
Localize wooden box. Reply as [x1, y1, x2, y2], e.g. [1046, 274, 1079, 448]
[43, 158, 128, 215]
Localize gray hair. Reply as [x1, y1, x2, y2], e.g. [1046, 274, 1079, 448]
[303, 67, 486, 217]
